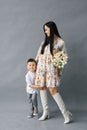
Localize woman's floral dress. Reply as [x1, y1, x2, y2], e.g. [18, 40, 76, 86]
[35, 39, 66, 88]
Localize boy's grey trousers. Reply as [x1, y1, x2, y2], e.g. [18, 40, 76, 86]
[28, 92, 38, 115]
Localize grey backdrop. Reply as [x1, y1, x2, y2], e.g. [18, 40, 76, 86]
[0, 0, 87, 129]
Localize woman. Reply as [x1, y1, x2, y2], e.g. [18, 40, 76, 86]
[32, 21, 72, 124]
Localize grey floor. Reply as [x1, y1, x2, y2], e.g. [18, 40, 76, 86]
[0, 104, 87, 130]
[0, 0, 87, 129]
[0, 88, 87, 130]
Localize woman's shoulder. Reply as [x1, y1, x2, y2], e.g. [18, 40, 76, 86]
[54, 37, 64, 46]
[57, 38, 65, 44]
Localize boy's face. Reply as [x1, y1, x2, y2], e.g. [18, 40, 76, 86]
[27, 61, 36, 72]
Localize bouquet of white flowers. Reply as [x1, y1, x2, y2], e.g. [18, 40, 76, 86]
[52, 51, 68, 70]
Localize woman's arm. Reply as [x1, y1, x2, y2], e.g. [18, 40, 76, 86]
[54, 39, 66, 77]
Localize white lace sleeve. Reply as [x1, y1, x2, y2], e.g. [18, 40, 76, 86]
[55, 39, 67, 53]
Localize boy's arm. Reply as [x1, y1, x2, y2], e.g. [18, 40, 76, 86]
[30, 85, 40, 89]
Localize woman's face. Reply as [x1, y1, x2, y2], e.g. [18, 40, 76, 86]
[44, 25, 50, 37]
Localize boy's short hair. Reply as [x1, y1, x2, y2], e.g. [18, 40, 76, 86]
[27, 58, 37, 65]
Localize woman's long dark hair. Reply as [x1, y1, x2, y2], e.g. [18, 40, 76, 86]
[41, 21, 61, 55]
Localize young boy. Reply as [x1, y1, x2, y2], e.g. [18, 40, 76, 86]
[25, 58, 38, 118]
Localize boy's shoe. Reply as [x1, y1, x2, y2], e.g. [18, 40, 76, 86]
[27, 113, 33, 118]
[33, 113, 39, 118]
[33, 112, 38, 116]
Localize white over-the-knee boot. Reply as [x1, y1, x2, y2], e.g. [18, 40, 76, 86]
[39, 90, 50, 121]
[52, 92, 72, 124]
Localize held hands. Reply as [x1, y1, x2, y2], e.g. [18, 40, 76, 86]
[30, 85, 41, 89]
[30, 85, 46, 90]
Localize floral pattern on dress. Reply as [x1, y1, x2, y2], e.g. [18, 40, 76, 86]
[35, 39, 66, 88]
